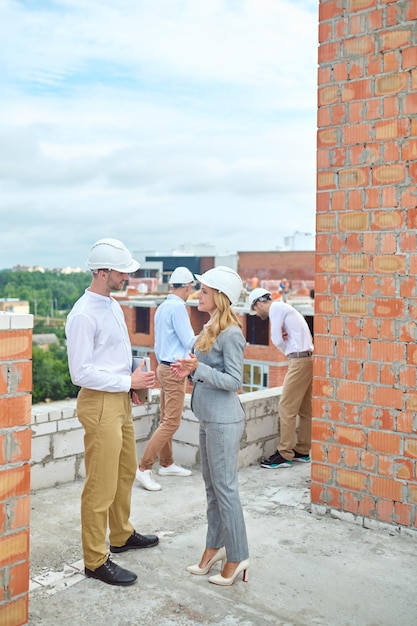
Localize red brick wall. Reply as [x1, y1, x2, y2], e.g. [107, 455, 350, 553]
[314, 0, 417, 528]
[0, 316, 33, 626]
[238, 251, 315, 285]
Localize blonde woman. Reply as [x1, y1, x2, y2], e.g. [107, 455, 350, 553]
[171, 266, 249, 586]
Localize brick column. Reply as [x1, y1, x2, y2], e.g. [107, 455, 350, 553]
[0, 313, 33, 626]
[313, 0, 417, 528]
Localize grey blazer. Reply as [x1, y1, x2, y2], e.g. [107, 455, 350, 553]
[190, 325, 246, 424]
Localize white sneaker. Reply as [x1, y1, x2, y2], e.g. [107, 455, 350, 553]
[135, 469, 162, 491]
[158, 463, 192, 477]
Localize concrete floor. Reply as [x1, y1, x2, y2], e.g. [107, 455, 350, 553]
[29, 463, 417, 626]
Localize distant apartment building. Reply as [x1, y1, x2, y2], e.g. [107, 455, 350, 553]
[0, 298, 30, 315]
[133, 249, 315, 295]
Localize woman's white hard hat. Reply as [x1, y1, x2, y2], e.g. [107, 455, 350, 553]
[86, 238, 140, 273]
[195, 266, 243, 305]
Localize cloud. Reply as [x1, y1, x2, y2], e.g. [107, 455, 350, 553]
[0, 0, 317, 268]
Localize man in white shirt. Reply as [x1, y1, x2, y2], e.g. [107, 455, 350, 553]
[249, 288, 314, 469]
[66, 238, 159, 586]
[136, 267, 196, 491]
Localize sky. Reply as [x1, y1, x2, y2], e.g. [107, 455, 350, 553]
[0, 0, 318, 270]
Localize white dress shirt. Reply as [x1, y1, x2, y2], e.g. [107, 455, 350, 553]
[269, 300, 313, 356]
[66, 289, 132, 392]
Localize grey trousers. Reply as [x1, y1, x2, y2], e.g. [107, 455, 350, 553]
[199, 418, 249, 562]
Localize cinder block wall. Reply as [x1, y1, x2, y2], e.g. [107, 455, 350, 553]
[0, 313, 33, 626]
[314, 0, 417, 529]
[30, 388, 281, 491]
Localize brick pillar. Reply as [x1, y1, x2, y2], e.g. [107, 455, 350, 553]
[313, 0, 417, 528]
[0, 313, 33, 626]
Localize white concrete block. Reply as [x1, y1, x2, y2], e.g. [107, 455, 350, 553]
[76, 457, 85, 481]
[58, 417, 82, 432]
[32, 421, 57, 437]
[33, 412, 51, 425]
[10, 313, 34, 329]
[181, 408, 198, 422]
[263, 438, 279, 459]
[31, 436, 51, 464]
[53, 430, 84, 459]
[238, 443, 264, 468]
[133, 415, 154, 439]
[0, 313, 12, 329]
[31, 458, 77, 490]
[172, 441, 199, 468]
[136, 441, 148, 460]
[48, 409, 63, 421]
[246, 415, 278, 443]
[175, 420, 199, 446]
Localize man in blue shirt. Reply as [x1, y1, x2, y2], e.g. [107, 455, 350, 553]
[136, 267, 196, 491]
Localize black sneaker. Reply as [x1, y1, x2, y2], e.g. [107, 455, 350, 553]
[260, 451, 292, 469]
[84, 557, 137, 586]
[110, 530, 159, 553]
[293, 450, 311, 463]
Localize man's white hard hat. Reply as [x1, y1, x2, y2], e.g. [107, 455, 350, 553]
[86, 238, 140, 273]
[168, 267, 195, 285]
[195, 266, 243, 305]
[248, 287, 271, 314]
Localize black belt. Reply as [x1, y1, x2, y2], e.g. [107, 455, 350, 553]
[287, 351, 313, 359]
[160, 360, 173, 366]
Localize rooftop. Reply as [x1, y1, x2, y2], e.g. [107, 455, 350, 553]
[29, 463, 417, 626]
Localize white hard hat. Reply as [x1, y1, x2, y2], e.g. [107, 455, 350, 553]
[86, 238, 140, 273]
[168, 267, 195, 285]
[248, 287, 271, 314]
[195, 266, 243, 305]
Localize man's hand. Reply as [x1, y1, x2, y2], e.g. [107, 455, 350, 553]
[131, 359, 156, 390]
[131, 390, 143, 405]
[282, 329, 288, 341]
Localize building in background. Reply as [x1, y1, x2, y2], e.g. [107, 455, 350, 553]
[0, 298, 30, 315]
[115, 247, 314, 396]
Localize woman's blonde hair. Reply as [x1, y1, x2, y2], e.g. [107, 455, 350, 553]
[195, 291, 242, 352]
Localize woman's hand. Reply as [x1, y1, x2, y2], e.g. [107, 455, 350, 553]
[171, 353, 198, 379]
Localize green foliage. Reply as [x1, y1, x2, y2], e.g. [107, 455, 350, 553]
[0, 270, 90, 403]
[34, 319, 66, 342]
[0, 269, 90, 317]
[32, 344, 79, 404]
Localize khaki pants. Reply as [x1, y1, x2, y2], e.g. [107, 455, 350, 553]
[77, 388, 136, 570]
[278, 356, 313, 460]
[140, 363, 186, 470]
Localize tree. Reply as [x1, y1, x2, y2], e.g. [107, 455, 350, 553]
[32, 345, 79, 403]
[0, 269, 90, 317]
[0, 269, 90, 403]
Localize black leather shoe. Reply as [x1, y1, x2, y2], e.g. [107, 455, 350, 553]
[110, 530, 159, 553]
[84, 557, 137, 586]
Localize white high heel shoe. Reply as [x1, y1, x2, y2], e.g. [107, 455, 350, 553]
[208, 558, 249, 586]
[186, 547, 227, 575]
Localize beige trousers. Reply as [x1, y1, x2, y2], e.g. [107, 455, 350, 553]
[278, 356, 313, 460]
[77, 388, 136, 570]
[140, 363, 186, 470]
